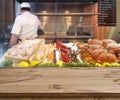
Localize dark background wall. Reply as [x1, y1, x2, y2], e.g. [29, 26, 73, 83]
[0, 0, 15, 24]
[0, 0, 15, 43]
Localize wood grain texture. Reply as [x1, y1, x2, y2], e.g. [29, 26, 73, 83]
[92, 3, 110, 40]
[0, 67, 120, 99]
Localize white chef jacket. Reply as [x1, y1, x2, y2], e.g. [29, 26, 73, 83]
[11, 11, 41, 39]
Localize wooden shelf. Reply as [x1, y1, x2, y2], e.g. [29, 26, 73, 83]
[35, 13, 99, 16]
[38, 35, 94, 39]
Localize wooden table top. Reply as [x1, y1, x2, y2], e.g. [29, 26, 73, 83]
[0, 67, 120, 98]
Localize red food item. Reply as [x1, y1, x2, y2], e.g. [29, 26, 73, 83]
[56, 41, 62, 46]
[56, 41, 68, 49]
[60, 47, 69, 54]
[61, 53, 71, 62]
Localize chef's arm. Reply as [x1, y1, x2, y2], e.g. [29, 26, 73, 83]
[9, 34, 18, 46]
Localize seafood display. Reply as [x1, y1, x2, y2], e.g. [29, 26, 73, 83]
[1, 38, 120, 67]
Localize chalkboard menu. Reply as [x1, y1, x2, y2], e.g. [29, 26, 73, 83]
[98, 0, 116, 26]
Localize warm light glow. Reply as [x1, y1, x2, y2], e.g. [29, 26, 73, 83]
[43, 16, 48, 21]
[42, 15, 48, 29]
[66, 16, 72, 22]
[42, 11, 47, 13]
[65, 16, 72, 29]
[65, 11, 69, 13]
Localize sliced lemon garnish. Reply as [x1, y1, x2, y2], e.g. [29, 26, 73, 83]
[95, 63, 102, 67]
[18, 61, 29, 68]
[56, 61, 63, 67]
[102, 62, 110, 67]
[110, 62, 120, 67]
[30, 61, 40, 67]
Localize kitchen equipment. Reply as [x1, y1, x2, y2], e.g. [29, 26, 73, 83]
[15, 0, 96, 42]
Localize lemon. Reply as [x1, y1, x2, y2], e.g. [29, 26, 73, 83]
[18, 61, 29, 67]
[102, 62, 110, 67]
[56, 61, 63, 67]
[30, 61, 40, 67]
[110, 62, 120, 67]
[95, 63, 102, 67]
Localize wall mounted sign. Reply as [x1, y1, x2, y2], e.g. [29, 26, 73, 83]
[98, 0, 116, 26]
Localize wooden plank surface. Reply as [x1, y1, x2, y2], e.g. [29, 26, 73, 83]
[0, 67, 120, 98]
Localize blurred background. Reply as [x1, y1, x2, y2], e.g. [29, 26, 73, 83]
[0, 0, 119, 58]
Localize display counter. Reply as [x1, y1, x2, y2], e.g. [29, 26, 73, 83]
[38, 35, 94, 43]
[0, 67, 120, 100]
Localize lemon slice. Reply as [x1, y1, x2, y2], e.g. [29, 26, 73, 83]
[102, 62, 110, 67]
[56, 61, 63, 67]
[110, 62, 120, 67]
[95, 63, 102, 67]
[18, 61, 29, 67]
[30, 61, 40, 67]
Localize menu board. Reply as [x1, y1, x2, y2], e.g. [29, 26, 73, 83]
[98, 0, 116, 26]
